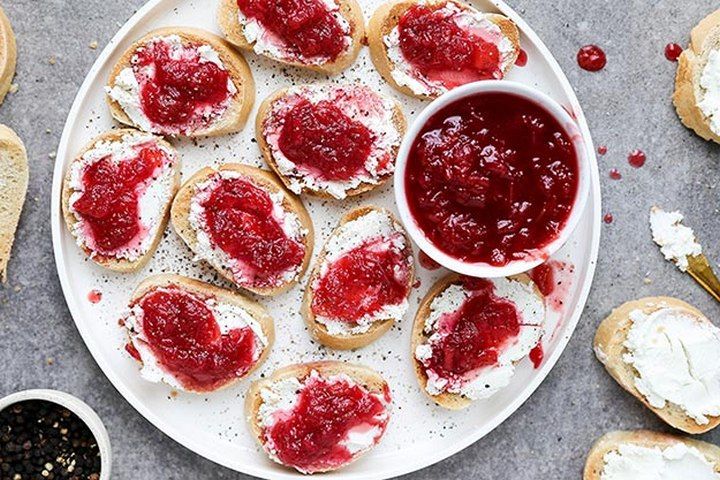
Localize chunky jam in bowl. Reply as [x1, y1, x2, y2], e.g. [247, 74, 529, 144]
[405, 92, 579, 266]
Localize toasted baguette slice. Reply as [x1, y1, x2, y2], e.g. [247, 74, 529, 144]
[218, 0, 364, 75]
[0, 7, 16, 105]
[171, 164, 314, 296]
[125, 274, 274, 393]
[61, 129, 180, 273]
[674, 9, 720, 143]
[0, 125, 27, 282]
[302, 206, 414, 350]
[412, 273, 543, 410]
[368, 0, 520, 99]
[584, 430, 720, 479]
[256, 84, 407, 199]
[594, 296, 720, 434]
[106, 27, 255, 137]
[245, 361, 390, 473]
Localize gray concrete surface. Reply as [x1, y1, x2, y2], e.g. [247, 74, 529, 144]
[2, 0, 720, 478]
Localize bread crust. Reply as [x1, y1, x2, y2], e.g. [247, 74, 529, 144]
[170, 163, 314, 296]
[301, 206, 415, 350]
[255, 85, 407, 199]
[245, 360, 389, 472]
[60, 129, 181, 273]
[368, 0, 520, 100]
[105, 27, 255, 137]
[411, 273, 542, 410]
[594, 296, 720, 434]
[583, 430, 720, 479]
[673, 9, 720, 144]
[127, 273, 275, 393]
[218, 0, 365, 75]
[0, 124, 27, 282]
[0, 6, 16, 105]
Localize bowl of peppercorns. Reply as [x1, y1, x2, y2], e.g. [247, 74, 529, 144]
[0, 390, 110, 480]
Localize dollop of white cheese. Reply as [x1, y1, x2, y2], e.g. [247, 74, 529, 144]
[623, 306, 720, 425]
[649, 207, 701, 272]
[601, 443, 720, 480]
[698, 49, 720, 136]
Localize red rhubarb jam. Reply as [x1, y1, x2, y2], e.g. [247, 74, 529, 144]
[133, 287, 259, 392]
[236, 0, 348, 61]
[311, 234, 411, 323]
[198, 174, 305, 288]
[263, 373, 389, 473]
[72, 144, 169, 256]
[133, 38, 233, 133]
[398, 3, 504, 91]
[405, 92, 579, 266]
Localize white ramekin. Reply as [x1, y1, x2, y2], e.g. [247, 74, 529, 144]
[0, 389, 112, 479]
[394, 80, 590, 278]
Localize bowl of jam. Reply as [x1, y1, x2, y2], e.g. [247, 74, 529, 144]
[395, 80, 589, 278]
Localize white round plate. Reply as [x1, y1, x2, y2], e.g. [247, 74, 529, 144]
[51, 1, 601, 478]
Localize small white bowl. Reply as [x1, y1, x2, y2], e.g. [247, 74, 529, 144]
[394, 80, 590, 278]
[0, 389, 112, 479]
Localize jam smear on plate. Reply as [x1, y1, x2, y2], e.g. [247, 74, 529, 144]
[529, 342, 544, 368]
[418, 250, 441, 270]
[405, 92, 579, 266]
[577, 45, 606, 71]
[515, 48, 528, 67]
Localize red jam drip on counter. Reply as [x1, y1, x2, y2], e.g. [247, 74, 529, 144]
[134, 39, 231, 130]
[398, 4, 503, 89]
[278, 98, 373, 182]
[628, 149, 646, 168]
[405, 92, 579, 266]
[236, 0, 347, 61]
[202, 176, 304, 287]
[72, 145, 166, 255]
[665, 43, 682, 62]
[597, 145, 607, 155]
[265, 375, 388, 473]
[137, 288, 257, 392]
[424, 278, 522, 380]
[603, 213, 614, 224]
[577, 45, 606, 71]
[311, 235, 411, 323]
[609, 168, 621, 180]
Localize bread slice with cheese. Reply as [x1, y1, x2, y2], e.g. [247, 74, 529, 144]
[0, 125, 27, 281]
[594, 296, 720, 434]
[368, 0, 520, 99]
[106, 27, 255, 137]
[0, 6, 16, 105]
[584, 430, 720, 479]
[218, 0, 364, 75]
[674, 9, 720, 143]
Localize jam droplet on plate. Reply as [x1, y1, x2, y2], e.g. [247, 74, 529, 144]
[87, 289, 103, 304]
[628, 149, 646, 168]
[603, 213, 614, 224]
[609, 168, 622, 180]
[577, 45, 606, 71]
[665, 43, 683, 62]
[529, 342, 544, 368]
[515, 48, 528, 67]
[418, 251, 441, 270]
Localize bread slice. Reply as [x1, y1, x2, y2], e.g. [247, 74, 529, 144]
[368, 0, 520, 99]
[106, 27, 255, 137]
[218, 0, 364, 75]
[0, 6, 16, 105]
[245, 360, 389, 473]
[673, 9, 720, 143]
[126, 273, 275, 393]
[584, 430, 720, 479]
[171, 163, 314, 296]
[302, 206, 414, 350]
[61, 129, 181, 273]
[0, 125, 27, 282]
[594, 296, 720, 434]
[255, 85, 407, 199]
[411, 273, 542, 410]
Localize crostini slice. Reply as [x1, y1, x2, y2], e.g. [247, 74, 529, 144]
[412, 273, 545, 410]
[61, 129, 180, 273]
[302, 206, 414, 350]
[674, 9, 720, 144]
[106, 27, 255, 137]
[246, 361, 391, 474]
[218, 0, 364, 75]
[256, 83, 406, 199]
[0, 6, 16, 105]
[584, 430, 720, 479]
[594, 296, 720, 434]
[171, 164, 314, 296]
[122, 274, 274, 393]
[368, 0, 520, 99]
[0, 125, 27, 281]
